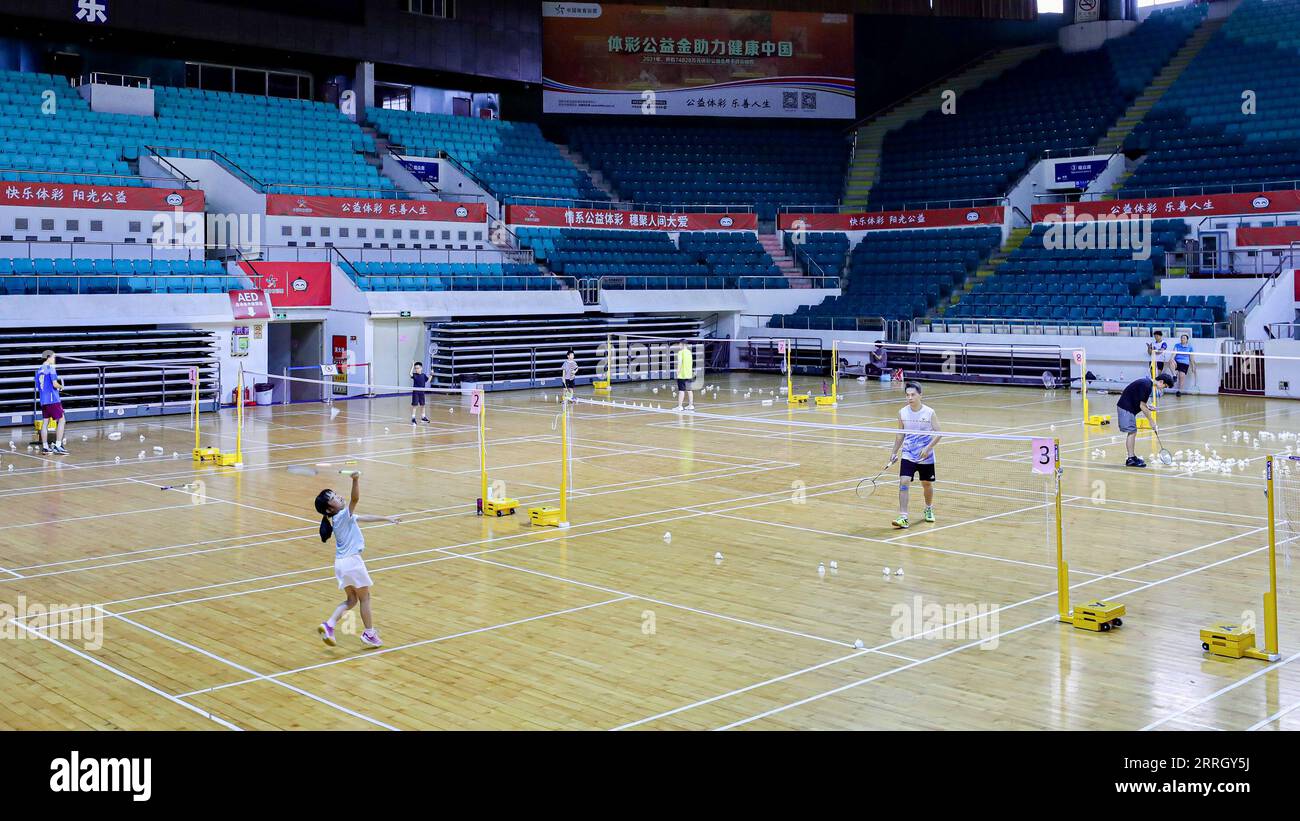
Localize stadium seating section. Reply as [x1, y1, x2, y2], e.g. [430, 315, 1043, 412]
[1122, 0, 1300, 195]
[0, 258, 250, 294]
[155, 87, 393, 196]
[339, 261, 562, 291]
[944, 220, 1227, 334]
[0, 70, 138, 185]
[771, 227, 1001, 327]
[567, 124, 849, 221]
[869, 4, 1206, 209]
[784, 232, 849, 279]
[516, 227, 788, 289]
[368, 108, 607, 202]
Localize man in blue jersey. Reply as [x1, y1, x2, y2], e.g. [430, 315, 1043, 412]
[35, 350, 67, 455]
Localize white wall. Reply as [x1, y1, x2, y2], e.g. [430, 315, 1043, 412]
[1263, 339, 1300, 398]
[0, 293, 235, 327]
[1244, 269, 1295, 340]
[78, 82, 155, 117]
[266, 215, 491, 261]
[0, 205, 186, 253]
[188, 320, 269, 404]
[163, 157, 267, 221]
[1059, 19, 1139, 53]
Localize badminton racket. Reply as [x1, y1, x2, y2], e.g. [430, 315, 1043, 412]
[856, 454, 899, 498]
[286, 460, 357, 477]
[1151, 428, 1174, 465]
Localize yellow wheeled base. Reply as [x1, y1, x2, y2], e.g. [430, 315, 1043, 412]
[813, 395, 836, 406]
[1065, 599, 1126, 632]
[193, 446, 223, 462]
[528, 505, 568, 528]
[1199, 623, 1279, 662]
[788, 394, 809, 405]
[1086, 414, 1111, 426]
[213, 451, 242, 467]
[592, 379, 610, 394]
[479, 497, 520, 517]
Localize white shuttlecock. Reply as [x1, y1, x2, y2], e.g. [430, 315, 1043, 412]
[663, 532, 671, 544]
[108, 432, 122, 441]
[450, 407, 455, 413]
[817, 562, 825, 576]
[883, 567, 890, 575]
[829, 560, 838, 570]
[356, 438, 362, 444]
[114, 456, 120, 463]
[853, 639, 864, 649]
[81, 435, 88, 442]
[172, 452, 179, 459]
[1050, 424, 1056, 431]
[895, 568, 904, 576]
[329, 407, 340, 419]
[138, 451, 145, 460]
[652, 388, 659, 394]
[139, 435, 145, 442]
[153, 446, 164, 454]
[7, 441, 13, 450]
[384, 427, 389, 434]
[542, 393, 547, 400]
[6, 464, 12, 472]
[714, 551, 722, 561]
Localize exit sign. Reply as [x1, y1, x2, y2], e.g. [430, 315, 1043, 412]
[400, 311, 411, 318]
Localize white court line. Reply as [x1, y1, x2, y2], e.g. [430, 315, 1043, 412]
[0, 501, 199, 532]
[616, 525, 1268, 731]
[5, 612, 242, 731]
[1247, 698, 1300, 731]
[177, 596, 634, 697]
[1145, 649, 1300, 732]
[106, 610, 400, 730]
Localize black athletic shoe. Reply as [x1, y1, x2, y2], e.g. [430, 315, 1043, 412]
[1125, 456, 1146, 468]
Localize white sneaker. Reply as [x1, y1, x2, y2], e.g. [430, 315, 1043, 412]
[360, 629, 382, 648]
[685, 405, 695, 412]
[673, 406, 684, 413]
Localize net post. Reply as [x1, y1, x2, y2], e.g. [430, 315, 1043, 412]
[832, 341, 838, 399]
[479, 392, 488, 508]
[559, 399, 570, 527]
[1054, 437, 1071, 621]
[235, 365, 244, 465]
[1265, 454, 1280, 656]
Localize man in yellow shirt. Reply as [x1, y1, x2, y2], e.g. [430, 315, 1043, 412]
[674, 340, 695, 413]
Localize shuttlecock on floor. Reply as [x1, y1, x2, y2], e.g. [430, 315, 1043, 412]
[714, 551, 722, 561]
[329, 407, 340, 420]
[114, 456, 120, 463]
[108, 432, 122, 441]
[883, 567, 890, 576]
[853, 639, 864, 649]
[138, 451, 145, 460]
[895, 568, 904, 576]
[829, 560, 838, 570]
[153, 446, 164, 454]
[663, 532, 671, 544]
[139, 435, 145, 442]
[817, 562, 825, 576]
[172, 452, 179, 459]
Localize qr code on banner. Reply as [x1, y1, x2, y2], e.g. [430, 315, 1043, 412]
[801, 92, 817, 110]
[782, 91, 797, 110]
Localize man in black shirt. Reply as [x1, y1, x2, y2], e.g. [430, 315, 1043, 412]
[1117, 372, 1174, 467]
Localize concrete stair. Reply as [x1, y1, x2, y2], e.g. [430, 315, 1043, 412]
[840, 43, 1051, 211]
[1100, 155, 1147, 200]
[935, 226, 1031, 318]
[1094, 16, 1225, 156]
[759, 233, 815, 289]
[557, 144, 620, 201]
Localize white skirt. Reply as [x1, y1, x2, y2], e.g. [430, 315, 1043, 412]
[334, 554, 373, 590]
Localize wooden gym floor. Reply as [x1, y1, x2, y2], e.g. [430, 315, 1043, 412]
[1, 372, 1297, 730]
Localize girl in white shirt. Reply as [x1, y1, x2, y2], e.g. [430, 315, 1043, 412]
[314, 471, 399, 648]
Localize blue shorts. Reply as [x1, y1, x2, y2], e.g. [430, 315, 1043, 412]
[1118, 408, 1138, 433]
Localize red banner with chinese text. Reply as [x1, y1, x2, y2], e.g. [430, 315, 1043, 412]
[505, 204, 756, 230]
[266, 194, 485, 222]
[777, 206, 1004, 231]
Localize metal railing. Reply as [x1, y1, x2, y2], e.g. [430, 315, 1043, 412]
[147, 146, 408, 200]
[78, 72, 152, 89]
[1164, 244, 1300, 279]
[849, 340, 1070, 386]
[1099, 178, 1300, 200]
[596, 274, 836, 291]
[922, 316, 1227, 338]
[329, 246, 535, 266]
[7, 357, 219, 422]
[503, 194, 755, 214]
[0, 274, 248, 296]
[0, 166, 180, 188]
[778, 196, 1006, 215]
[0, 240, 213, 262]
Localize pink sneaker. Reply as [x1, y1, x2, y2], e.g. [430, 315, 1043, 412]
[317, 622, 336, 646]
[360, 629, 382, 648]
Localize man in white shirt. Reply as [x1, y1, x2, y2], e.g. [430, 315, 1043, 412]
[887, 382, 942, 529]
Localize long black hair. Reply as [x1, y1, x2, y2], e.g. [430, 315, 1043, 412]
[314, 490, 334, 542]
